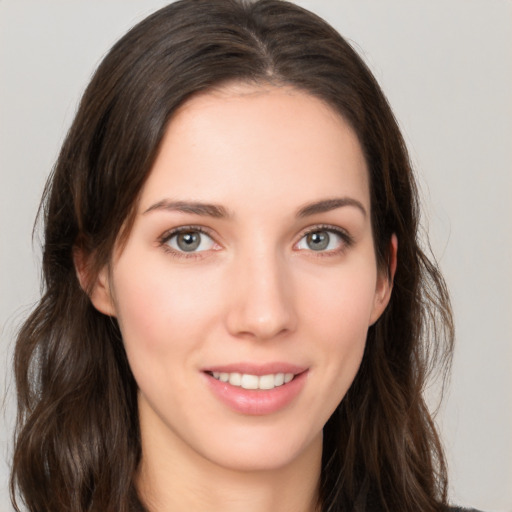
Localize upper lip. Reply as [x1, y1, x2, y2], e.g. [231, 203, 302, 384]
[202, 362, 307, 376]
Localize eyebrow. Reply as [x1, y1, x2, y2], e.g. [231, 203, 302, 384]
[297, 197, 367, 218]
[143, 200, 230, 218]
[143, 196, 366, 219]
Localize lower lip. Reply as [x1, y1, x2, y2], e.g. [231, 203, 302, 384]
[204, 371, 308, 415]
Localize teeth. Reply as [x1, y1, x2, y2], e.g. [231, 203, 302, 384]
[212, 372, 229, 382]
[229, 372, 242, 386]
[274, 373, 285, 386]
[241, 374, 259, 389]
[258, 374, 275, 390]
[210, 371, 295, 390]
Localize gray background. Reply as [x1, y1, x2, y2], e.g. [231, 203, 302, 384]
[1, 1, 511, 510]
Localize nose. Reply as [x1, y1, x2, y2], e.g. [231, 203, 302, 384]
[225, 249, 297, 341]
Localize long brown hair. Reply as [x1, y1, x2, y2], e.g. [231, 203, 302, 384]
[11, 1, 454, 511]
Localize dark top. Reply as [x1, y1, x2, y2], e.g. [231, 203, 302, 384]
[353, 479, 483, 512]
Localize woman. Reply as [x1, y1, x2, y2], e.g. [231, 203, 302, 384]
[10, 1, 467, 511]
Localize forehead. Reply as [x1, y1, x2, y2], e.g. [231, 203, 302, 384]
[139, 83, 369, 214]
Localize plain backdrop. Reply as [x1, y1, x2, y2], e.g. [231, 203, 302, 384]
[1, 1, 511, 511]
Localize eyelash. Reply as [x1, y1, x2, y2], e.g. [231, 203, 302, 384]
[296, 224, 354, 257]
[157, 224, 354, 260]
[158, 225, 217, 260]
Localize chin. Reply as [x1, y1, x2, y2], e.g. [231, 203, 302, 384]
[195, 425, 324, 474]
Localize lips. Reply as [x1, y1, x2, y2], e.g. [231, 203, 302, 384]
[202, 363, 308, 415]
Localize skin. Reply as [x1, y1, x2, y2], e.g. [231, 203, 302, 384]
[87, 84, 396, 512]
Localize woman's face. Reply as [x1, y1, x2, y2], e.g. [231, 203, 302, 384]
[91, 84, 394, 474]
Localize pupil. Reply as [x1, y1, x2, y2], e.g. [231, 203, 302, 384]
[307, 231, 329, 251]
[177, 232, 200, 251]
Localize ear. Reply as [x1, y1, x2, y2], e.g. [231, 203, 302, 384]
[73, 248, 116, 317]
[369, 234, 397, 325]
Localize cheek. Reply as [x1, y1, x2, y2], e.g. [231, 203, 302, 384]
[303, 262, 378, 337]
[113, 272, 168, 352]
[111, 257, 221, 356]
[300, 262, 377, 386]
[110, 262, 206, 402]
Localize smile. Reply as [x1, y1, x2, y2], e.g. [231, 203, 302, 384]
[209, 371, 295, 390]
[204, 368, 308, 415]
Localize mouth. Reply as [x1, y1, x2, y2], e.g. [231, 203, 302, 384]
[202, 365, 308, 415]
[206, 371, 295, 390]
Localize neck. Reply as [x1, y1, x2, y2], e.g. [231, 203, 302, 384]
[136, 413, 322, 512]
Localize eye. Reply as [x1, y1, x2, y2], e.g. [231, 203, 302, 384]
[164, 229, 216, 253]
[296, 227, 349, 253]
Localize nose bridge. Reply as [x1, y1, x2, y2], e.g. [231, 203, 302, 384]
[226, 243, 296, 340]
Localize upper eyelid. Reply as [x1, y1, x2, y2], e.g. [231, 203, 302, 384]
[295, 224, 354, 251]
[158, 226, 219, 258]
[298, 223, 352, 239]
[159, 224, 216, 243]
